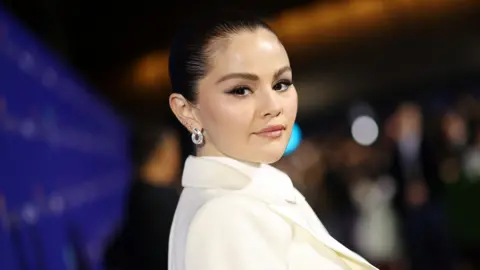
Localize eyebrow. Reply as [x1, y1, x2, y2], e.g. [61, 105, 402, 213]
[215, 65, 292, 84]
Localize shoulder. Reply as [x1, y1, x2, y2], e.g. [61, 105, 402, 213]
[194, 194, 275, 224]
[185, 195, 292, 260]
[189, 194, 291, 238]
[182, 194, 292, 270]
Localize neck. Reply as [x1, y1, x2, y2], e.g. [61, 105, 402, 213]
[195, 142, 223, 158]
[196, 144, 261, 167]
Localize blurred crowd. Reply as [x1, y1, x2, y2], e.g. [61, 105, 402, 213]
[277, 96, 480, 270]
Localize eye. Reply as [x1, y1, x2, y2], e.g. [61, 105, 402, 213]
[227, 86, 252, 96]
[273, 80, 293, 92]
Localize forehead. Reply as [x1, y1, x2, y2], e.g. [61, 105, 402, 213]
[208, 29, 289, 75]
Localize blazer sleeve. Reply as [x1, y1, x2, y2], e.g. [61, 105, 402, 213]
[185, 196, 291, 270]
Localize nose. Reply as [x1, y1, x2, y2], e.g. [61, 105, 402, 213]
[259, 90, 282, 118]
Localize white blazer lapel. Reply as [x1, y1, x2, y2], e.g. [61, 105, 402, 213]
[182, 156, 251, 189]
[268, 203, 377, 269]
[182, 156, 377, 269]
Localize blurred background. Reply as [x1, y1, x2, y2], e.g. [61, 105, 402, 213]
[1, 0, 480, 269]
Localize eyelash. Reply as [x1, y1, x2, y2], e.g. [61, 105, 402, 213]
[226, 80, 293, 96]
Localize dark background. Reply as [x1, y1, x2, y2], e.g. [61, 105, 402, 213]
[3, 0, 480, 126]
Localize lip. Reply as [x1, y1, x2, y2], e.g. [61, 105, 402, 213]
[254, 125, 286, 138]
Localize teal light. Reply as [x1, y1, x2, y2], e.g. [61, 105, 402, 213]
[284, 122, 302, 156]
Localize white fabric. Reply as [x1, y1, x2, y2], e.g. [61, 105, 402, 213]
[169, 155, 378, 270]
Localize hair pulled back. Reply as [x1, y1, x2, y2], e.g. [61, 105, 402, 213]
[168, 11, 273, 103]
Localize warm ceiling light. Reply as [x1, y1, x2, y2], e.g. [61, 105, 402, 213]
[131, 53, 169, 89]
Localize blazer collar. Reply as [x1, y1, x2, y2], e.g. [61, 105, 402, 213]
[181, 156, 376, 269]
[181, 155, 299, 203]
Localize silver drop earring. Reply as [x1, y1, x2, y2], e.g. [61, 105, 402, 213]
[191, 127, 204, 145]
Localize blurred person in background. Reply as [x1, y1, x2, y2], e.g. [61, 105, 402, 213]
[440, 113, 480, 269]
[167, 11, 377, 270]
[459, 125, 480, 269]
[388, 103, 454, 270]
[104, 126, 181, 270]
[437, 110, 468, 185]
[321, 138, 364, 250]
[350, 145, 402, 270]
[463, 126, 480, 181]
[441, 111, 468, 160]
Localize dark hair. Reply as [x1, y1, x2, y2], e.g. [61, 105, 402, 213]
[168, 11, 274, 102]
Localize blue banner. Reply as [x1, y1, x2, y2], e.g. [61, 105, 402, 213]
[0, 5, 131, 270]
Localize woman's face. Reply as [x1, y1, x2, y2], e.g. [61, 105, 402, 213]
[183, 28, 297, 164]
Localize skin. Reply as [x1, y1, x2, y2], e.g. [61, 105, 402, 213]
[169, 28, 298, 164]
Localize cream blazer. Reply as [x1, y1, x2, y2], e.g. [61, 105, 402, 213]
[168, 156, 378, 270]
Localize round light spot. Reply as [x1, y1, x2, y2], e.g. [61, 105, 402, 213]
[351, 115, 379, 146]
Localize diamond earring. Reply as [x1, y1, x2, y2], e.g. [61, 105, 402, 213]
[191, 127, 204, 145]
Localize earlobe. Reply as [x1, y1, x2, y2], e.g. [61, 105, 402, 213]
[169, 93, 201, 133]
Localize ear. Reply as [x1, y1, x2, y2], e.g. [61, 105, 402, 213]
[169, 93, 202, 133]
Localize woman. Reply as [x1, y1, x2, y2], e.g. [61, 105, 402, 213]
[167, 12, 377, 270]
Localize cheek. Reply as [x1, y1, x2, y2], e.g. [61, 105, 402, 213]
[200, 98, 253, 137]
